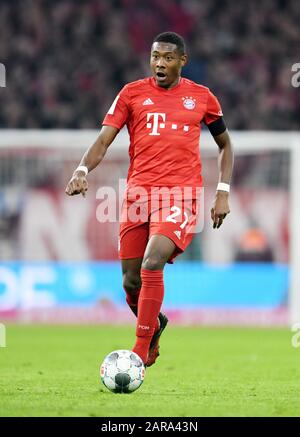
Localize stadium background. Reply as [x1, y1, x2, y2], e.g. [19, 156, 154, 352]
[1, 0, 300, 418]
[1, 0, 298, 326]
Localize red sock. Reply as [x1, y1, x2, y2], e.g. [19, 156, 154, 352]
[132, 269, 164, 363]
[125, 289, 160, 332]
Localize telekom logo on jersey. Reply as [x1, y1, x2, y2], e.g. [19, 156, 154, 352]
[146, 113, 189, 136]
[107, 96, 190, 135]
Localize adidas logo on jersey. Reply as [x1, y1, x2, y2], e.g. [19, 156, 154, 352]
[143, 98, 154, 105]
[174, 230, 181, 239]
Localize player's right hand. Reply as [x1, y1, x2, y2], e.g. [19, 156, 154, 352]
[65, 171, 88, 197]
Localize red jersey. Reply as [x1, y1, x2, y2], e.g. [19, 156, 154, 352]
[102, 77, 222, 191]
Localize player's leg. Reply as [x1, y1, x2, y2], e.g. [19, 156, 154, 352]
[122, 257, 161, 333]
[133, 199, 198, 365]
[119, 214, 148, 316]
[132, 234, 175, 364]
[122, 257, 143, 316]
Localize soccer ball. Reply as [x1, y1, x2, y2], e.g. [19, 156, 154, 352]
[100, 350, 145, 393]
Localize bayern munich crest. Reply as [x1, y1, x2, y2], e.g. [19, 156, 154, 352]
[182, 96, 196, 110]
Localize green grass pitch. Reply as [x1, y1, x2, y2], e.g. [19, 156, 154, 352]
[0, 325, 300, 417]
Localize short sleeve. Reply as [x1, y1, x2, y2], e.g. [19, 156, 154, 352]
[102, 85, 130, 129]
[203, 90, 223, 126]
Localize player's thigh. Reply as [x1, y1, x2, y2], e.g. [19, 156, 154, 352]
[119, 223, 148, 290]
[146, 199, 198, 266]
[142, 234, 176, 270]
[119, 221, 149, 260]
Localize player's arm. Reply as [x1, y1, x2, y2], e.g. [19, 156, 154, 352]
[65, 125, 119, 197]
[211, 128, 234, 229]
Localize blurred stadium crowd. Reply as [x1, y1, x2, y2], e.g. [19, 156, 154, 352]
[0, 0, 299, 129]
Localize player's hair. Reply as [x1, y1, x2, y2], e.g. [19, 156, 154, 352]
[152, 32, 186, 55]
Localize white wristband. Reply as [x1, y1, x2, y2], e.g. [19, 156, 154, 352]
[217, 182, 230, 193]
[75, 165, 88, 176]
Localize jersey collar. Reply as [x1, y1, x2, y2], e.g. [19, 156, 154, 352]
[150, 76, 182, 91]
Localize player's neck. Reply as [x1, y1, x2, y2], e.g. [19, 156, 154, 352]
[156, 76, 181, 90]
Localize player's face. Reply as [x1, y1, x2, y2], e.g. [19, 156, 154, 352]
[150, 42, 187, 89]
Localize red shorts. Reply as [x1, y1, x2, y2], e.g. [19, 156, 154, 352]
[119, 196, 199, 263]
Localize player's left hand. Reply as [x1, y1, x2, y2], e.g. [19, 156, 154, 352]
[211, 191, 230, 229]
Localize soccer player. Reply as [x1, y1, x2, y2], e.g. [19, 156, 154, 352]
[66, 32, 234, 367]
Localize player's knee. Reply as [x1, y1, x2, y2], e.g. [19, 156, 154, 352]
[142, 254, 165, 271]
[123, 273, 141, 294]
